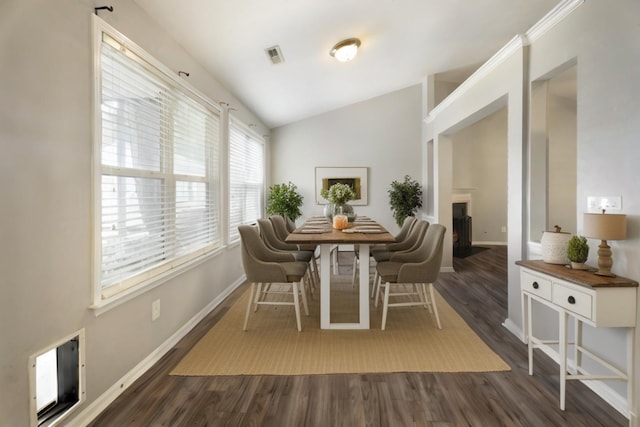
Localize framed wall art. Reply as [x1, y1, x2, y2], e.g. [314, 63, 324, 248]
[315, 167, 368, 205]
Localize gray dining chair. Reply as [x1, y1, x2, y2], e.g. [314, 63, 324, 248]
[238, 224, 309, 332]
[258, 218, 317, 295]
[374, 223, 446, 330]
[351, 216, 416, 288]
[269, 215, 320, 287]
[370, 219, 429, 293]
[371, 219, 428, 262]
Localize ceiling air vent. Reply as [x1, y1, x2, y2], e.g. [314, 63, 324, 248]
[265, 45, 285, 65]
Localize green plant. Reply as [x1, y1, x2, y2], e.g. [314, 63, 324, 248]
[320, 183, 355, 205]
[388, 175, 423, 227]
[567, 235, 589, 263]
[266, 182, 303, 222]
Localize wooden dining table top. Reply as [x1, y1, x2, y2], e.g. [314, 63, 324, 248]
[285, 216, 396, 245]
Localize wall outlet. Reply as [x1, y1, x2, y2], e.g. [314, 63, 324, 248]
[151, 299, 160, 321]
[501, 226, 507, 233]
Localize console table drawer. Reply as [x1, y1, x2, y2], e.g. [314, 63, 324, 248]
[552, 283, 592, 319]
[521, 270, 552, 300]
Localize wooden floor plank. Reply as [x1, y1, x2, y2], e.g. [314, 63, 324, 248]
[89, 246, 627, 426]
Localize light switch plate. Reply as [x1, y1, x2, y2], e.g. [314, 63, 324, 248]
[587, 196, 622, 212]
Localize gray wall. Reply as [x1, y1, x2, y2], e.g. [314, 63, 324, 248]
[426, 0, 640, 411]
[452, 108, 508, 244]
[270, 85, 423, 235]
[0, 0, 266, 425]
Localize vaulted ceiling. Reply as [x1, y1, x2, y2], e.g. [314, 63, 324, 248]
[134, 0, 560, 128]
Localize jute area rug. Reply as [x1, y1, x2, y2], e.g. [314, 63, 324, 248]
[171, 278, 510, 376]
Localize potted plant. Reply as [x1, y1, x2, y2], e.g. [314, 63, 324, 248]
[567, 235, 589, 270]
[320, 183, 356, 221]
[266, 182, 304, 223]
[388, 175, 423, 227]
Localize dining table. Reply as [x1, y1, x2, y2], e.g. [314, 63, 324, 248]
[285, 216, 395, 329]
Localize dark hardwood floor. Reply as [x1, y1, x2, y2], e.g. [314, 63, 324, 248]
[89, 246, 626, 426]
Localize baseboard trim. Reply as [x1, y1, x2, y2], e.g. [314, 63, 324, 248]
[472, 241, 507, 246]
[502, 318, 525, 343]
[69, 276, 245, 426]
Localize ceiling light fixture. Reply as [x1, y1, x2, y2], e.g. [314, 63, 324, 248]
[330, 38, 361, 62]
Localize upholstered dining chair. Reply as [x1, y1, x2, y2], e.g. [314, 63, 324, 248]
[369, 219, 429, 292]
[257, 218, 317, 295]
[374, 223, 446, 331]
[269, 215, 320, 287]
[351, 216, 416, 288]
[371, 219, 428, 263]
[238, 225, 309, 332]
[269, 214, 294, 241]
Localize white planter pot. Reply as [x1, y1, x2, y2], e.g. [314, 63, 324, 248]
[541, 231, 572, 264]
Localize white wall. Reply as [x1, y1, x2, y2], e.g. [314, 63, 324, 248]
[547, 91, 577, 235]
[0, 0, 266, 425]
[270, 85, 423, 235]
[452, 108, 508, 244]
[424, 45, 525, 287]
[534, 0, 640, 404]
[426, 0, 640, 414]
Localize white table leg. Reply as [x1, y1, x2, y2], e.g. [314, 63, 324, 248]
[320, 243, 331, 329]
[559, 310, 568, 411]
[320, 242, 371, 330]
[358, 244, 370, 329]
[628, 328, 636, 426]
[522, 290, 529, 344]
[527, 295, 534, 375]
[574, 317, 582, 375]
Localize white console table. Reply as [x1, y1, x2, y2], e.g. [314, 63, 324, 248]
[517, 260, 637, 424]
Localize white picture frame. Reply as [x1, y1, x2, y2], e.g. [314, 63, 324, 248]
[315, 167, 368, 205]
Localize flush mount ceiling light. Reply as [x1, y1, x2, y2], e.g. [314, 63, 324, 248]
[330, 38, 361, 62]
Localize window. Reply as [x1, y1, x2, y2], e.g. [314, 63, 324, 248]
[228, 119, 265, 243]
[94, 18, 221, 302]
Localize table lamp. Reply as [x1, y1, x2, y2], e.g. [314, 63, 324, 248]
[583, 210, 627, 277]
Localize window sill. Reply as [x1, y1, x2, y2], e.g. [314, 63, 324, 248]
[90, 247, 225, 316]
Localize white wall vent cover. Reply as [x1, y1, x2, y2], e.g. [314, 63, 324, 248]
[265, 45, 285, 65]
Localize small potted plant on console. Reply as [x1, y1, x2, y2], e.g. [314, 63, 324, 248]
[567, 235, 589, 270]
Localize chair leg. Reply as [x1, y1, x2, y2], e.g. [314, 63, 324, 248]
[419, 283, 432, 312]
[381, 281, 391, 330]
[374, 275, 383, 308]
[372, 271, 380, 299]
[310, 256, 319, 294]
[428, 283, 442, 329]
[351, 252, 358, 288]
[243, 282, 257, 331]
[292, 281, 302, 332]
[254, 283, 264, 312]
[303, 270, 313, 300]
[300, 276, 310, 316]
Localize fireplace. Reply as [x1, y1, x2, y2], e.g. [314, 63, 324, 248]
[452, 194, 472, 257]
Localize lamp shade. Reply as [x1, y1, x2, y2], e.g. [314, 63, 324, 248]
[583, 213, 626, 240]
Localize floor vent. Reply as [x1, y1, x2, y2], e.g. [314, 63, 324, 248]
[265, 45, 285, 65]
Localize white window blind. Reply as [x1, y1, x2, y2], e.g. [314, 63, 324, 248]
[228, 120, 265, 243]
[96, 24, 221, 301]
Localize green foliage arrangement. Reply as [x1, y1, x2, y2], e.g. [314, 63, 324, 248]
[321, 183, 355, 205]
[266, 182, 304, 222]
[388, 175, 423, 227]
[567, 235, 589, 263]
